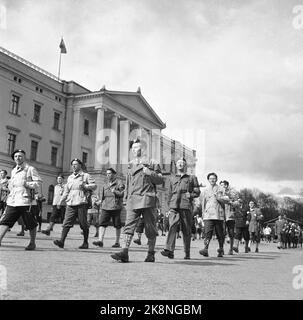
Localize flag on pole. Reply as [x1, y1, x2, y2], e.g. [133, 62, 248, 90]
[59, 38, 67, 54]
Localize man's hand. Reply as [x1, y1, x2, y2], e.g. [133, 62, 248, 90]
[185, 192, 191, 199]
[142, 166, 152, 175]
[80, 182, 87, 190]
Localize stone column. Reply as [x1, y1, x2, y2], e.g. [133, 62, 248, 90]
[151, 128, 161, 164]
[71, 107, 81, 159]
[109, 113, 118, 169]
[94, 106, 105, 170]
[119, 120, 130, 173]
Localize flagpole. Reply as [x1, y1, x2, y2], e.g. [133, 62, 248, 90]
[58, 37, 67, 80]
[58, 50, 62, 79]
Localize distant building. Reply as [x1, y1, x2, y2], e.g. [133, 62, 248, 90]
[0, 46, 197, 219]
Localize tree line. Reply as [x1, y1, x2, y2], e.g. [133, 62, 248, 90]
[238, 188, 303, 225]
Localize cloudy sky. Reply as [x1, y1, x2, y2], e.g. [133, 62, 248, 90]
[1, 0, 303, 194]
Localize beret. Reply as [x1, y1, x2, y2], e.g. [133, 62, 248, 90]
[71, 158, 83, 165]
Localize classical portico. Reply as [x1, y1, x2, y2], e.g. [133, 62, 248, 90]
[67, 88, 166, 175]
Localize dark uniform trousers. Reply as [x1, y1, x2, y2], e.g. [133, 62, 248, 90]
[165, 208, 192, 253]
[235, 226, 249, 242]
[124, 207, 158, 241]
[0, 205, 37, 230]
[225, 220, 235, 239]
[62, 204, 89, 230]
[204, 219, 225, 247]
[50, 205, 66, 223]
[135, 216, 145, 233]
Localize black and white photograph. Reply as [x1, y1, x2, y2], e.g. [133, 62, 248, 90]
[0, 0, 303, 306]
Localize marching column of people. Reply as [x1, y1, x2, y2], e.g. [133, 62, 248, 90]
[1, 146, 302, 258]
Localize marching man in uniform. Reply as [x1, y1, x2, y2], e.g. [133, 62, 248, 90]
[161, 157, 200, 260]
[93, 168, 125, 248]
[0, 169, 9, 217]
[53, 158, 96, 249]
[0, 149, 42, 250]
[42, 175, 66, 235]
[111, 139, 164, 263]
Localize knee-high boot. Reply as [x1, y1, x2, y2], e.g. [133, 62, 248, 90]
[79, 228, 89, 249]
[199, 238, 210, 257]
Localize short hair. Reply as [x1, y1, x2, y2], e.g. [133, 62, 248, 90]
[220, 180, 229, 187]
[0, 169, 7, 175]
[130, 138, 141, 149]
[207, 172, 218, 180]
[176, 157, 187, 164]
[57, 174, 64, 179]
[106, 168, 116, 174]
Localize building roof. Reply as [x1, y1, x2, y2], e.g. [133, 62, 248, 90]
[103, 89, 166, 129]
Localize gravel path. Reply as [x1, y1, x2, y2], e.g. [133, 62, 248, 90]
[1, 224, 303, 300]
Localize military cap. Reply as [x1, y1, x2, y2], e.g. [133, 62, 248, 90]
[71, 158, 83, 165]
[11, 149, 26, 160]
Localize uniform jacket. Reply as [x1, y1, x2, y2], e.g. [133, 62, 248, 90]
[222, 187, 239, 221]
[275, 219, 285, 235]
[167, 174, 200, 210]
[100, 178, 125, 211]
[87, 193, 100, 214]
[200, 185, 227, 220]
[0, 178, 9, 202]
[248, 207, 263, 233]
[52, 183, 66, 206]
[60, 171, 96, 206]
[6, 163, 42, 207]
[234, 205, 250, 228]
[124, 157, 163, 210]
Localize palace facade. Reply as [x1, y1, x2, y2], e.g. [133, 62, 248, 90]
[0, 46, 197, 219]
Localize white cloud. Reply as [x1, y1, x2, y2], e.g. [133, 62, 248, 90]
[1, 0, 303, 193]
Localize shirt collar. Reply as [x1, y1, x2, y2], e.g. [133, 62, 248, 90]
[15, 162, 26, 171]
[73, 170, 83, 177]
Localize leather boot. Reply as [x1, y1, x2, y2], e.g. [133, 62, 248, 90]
[79, 229, 89, 249]
[144, 251, 155, 262]
[54, 227, 69, 248]
[199, 238, 210, 257]
[111, 248, 129, 263]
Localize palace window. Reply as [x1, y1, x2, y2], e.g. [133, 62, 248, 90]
[84, 119, 89, 135]
[51, 146, 58, 166]
[7, 133, 16, 155]
[30, 140, 38, 161]
[82, 151, 88, 165]
[53, 112, 60, 130]
[10, 94, 20, 115]
[33, 104, 41, 123]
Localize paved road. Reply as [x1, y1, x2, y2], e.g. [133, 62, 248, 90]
[0, 224, 303, 300]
